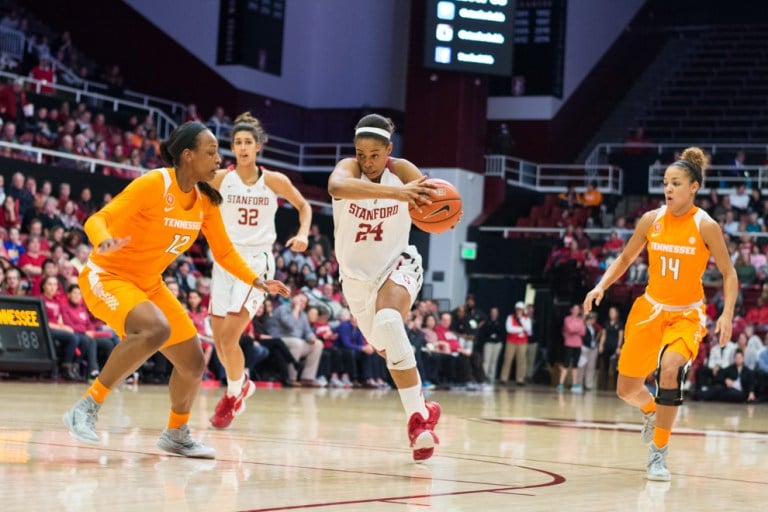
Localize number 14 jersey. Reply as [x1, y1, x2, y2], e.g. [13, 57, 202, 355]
[333, 168, 412, 281]
[645, 205, 711, 305]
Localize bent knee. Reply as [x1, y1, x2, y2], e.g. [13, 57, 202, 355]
[133, 320, 172, 350]
[658, 365, 681, 387]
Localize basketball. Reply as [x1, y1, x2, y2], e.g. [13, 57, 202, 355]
[409, 178, 463, 234]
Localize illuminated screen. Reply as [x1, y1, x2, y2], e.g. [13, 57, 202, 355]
[423, 0, 516, 76]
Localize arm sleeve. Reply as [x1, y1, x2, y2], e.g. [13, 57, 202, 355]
[84, 173, 154, 247]
[505, 316, 524, 334]
[300, 315, 314, 341]
[201, 199, 258, 285]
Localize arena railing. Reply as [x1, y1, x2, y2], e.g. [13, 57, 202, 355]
[0, 140, 144, 176]
[41, 54, 188, 119]
[648, 163, 768, 194]
[585, 142, 768, 168]
[16, 32, 188, 119]
[479, 224, 768, 241]
[218, 136, 354, 173]
[0, 26, 24, 60]
[485, 154, 623, 193]
[0, 140, 336, 209]
[0, 71, 178, 139]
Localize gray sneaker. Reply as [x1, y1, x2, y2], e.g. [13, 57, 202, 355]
[641, 411, 656, 445]
[62, 396, 101, 444]
[646, 443, 671, 481]
[157, 424, 215, 459]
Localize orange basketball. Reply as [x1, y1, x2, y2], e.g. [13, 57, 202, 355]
[409, 178, 463, 234]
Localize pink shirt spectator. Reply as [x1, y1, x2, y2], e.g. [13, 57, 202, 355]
[563, 315, 586, 348]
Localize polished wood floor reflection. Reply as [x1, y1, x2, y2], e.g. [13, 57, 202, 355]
[0, 381, 766, 511]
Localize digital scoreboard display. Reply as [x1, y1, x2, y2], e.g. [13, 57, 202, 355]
[217, 0, 286, 76]
[0, 296, 56, 374]
[423, 0, 516, 76]
[489, 0, 566, 96]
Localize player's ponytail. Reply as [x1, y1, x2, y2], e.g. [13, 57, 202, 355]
[197, 181, 222, 205]
[673, 146, 705, 186]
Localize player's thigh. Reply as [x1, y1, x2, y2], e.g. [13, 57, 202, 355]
[148, 284, 198, 349]
[79, 267, 149, 339]
[662, 308, 706, 362]
[618, 298, 663, 378]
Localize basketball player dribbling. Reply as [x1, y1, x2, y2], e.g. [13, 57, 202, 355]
[584, 146, 737, 481]
[328, 113, 441, 460]
[207, 112, 312, 429]
[62, 122, 290, 458]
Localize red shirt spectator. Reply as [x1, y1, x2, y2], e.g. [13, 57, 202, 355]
[60, 286, 97, 335]
[0, 196, 20, 230]
[435, 312, 462, 352]
[29, 58, 56, 94]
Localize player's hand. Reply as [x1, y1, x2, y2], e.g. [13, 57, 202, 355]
[401, 176, 435, 211]
[714, 314, 732, 347]
[254, 277, 290, 297]
[285, 234, 308, 253]
[582, 285, 604, 314]
[97, 236, 131, 254]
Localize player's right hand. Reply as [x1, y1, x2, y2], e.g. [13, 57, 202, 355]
[254, 278, 290, 298]
[97, 237, 131, 254]
[582, 285, 604, 314]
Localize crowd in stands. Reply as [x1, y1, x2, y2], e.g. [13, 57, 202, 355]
[0, 170, 540, 392]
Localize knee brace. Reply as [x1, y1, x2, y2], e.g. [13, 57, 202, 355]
[654, 361, 689, 406]
[370, 309, 416, 370]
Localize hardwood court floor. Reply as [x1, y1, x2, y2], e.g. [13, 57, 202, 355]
[0, 381, 766, 511]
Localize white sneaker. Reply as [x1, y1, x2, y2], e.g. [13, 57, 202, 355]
[646, 444, 671, 481]
[157, 425, 215, 459]
[63, 396, 101, 444]
[329, 376, 344, 388]
[641, 411, 656, 445]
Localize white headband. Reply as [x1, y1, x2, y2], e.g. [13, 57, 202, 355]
[355, 127, 391, 140]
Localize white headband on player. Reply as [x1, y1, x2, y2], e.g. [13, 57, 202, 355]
[355, 127, 391, 140]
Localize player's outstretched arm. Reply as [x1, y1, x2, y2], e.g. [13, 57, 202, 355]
[266, 171, 311, 252]
[701, 218, 738, 346]
[328, 158, 434, 207]
[583, 210, 656, 313]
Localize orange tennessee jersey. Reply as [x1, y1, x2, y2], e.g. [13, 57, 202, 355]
[86, 168, 258, 290]
[644, 206, 711, 305]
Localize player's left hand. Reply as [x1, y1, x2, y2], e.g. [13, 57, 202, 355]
[285, 234, 309, 253]
[714, 314, 732, 347]
[254, 278, 290, 297]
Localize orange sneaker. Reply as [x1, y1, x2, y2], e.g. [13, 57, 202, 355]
[209, 379, 255, 429]
[407, 401, 441, 461]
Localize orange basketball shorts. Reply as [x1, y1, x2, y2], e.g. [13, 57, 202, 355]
[79, 264, 197, 348]
[618, 294, 706, 378]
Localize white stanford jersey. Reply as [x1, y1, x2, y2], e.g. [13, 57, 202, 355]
[219, 168, 278, 250]
[333, 167, 412, 281]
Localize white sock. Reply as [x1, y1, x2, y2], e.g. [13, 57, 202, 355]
[398, 383, 428, 420]
[227, 373, 246, 397]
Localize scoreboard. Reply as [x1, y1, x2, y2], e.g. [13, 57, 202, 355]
[489, 0, 566, 96]
[423, 0, 516, 76]
[0, 296, 56, 374]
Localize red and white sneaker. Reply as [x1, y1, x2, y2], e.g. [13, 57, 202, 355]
[209, 379, 255, 429]
[407, 401, 441, 461]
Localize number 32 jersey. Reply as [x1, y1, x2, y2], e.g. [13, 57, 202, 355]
[645, 205, 711, 305]
[86, 168, 257, 290]
[218, 168, 278, 250]
[333, 168, 412, 281]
